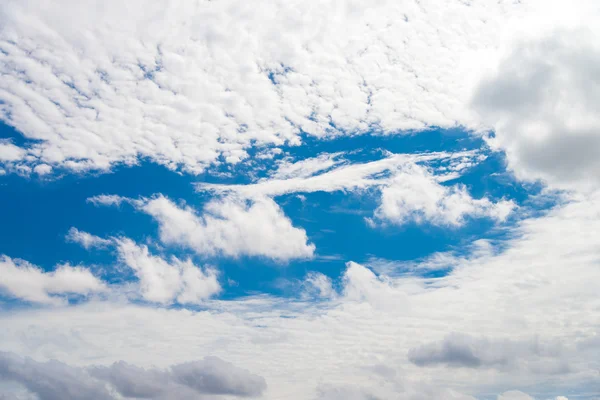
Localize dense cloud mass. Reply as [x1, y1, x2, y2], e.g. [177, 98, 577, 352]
[0, 352, 266, 400]
[1, 0, 600, 399]
[408, 333, 570, 374]
[0, 0, 498, 173]
[2, 0, 595, 175]
[473, 28, 600, 191]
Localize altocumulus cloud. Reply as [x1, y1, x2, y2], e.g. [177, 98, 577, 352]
[0, 352, 266, 400]
[2, 0, 594, 175]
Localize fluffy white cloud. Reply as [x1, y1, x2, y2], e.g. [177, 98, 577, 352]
[201, 151, 513, 228]
[370, 163, 515, 227]
[65, 227, 111, 250]
[137, 195, 315, 262]
[2, 1, 600, 399]
[1, 0, 591, 174]
[32, 164, 52, 176]
[115, 238, 220, 305]
[473, 28, 600, 191]
[1, 193, 597, 398]
[0, 256, 105, 305]
[302, 272, 336, 300]
[0, 143, 25, 163]
[87, 192, 315, 262]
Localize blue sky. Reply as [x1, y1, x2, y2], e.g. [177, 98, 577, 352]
[1, 1, 600, 400]
[0, 121, 543, 300]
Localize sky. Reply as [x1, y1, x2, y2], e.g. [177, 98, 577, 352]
[0, 0, 599, 399]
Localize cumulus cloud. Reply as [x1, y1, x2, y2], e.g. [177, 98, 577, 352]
[302, 272, 337, 300]
[341, 261, 409, 311]
[370, 163, 515, 227]
[139, 195, 315, 262]
[88, 192, 315, 262]
[65, 227, 112, 250]
[0, 352, 266, 400]
[115, 238, 221, 304]
[0, 142, 25, 163]
[200, 151, 511, 229]
[32, 164, 52, 176]
[473, 28, 600, 191]
[0, 256, 105, 305]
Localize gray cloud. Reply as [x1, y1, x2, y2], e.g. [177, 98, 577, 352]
[170, 357, 267, 397]
[473, 28, 600, 190]
[408, 334, 569, 373]
[0, 352, 112, 400]
[0, 352, 266, 400]
[315, 385, 382, 400]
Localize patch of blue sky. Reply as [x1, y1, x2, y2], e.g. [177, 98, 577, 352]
[0, 118, 40, 147]
[203, 126, 487, 183]
[0, 121, 559, 302]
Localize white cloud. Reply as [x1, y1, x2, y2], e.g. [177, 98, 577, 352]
[87, 192, 315, 262]
[302, 272, 336, 300]
[0, 142, 25, 163]
[115, 238, 220, 305]
[367, 240, 495, 276]
[137, 195, 315, 262]
[65, 227, 111, 250]
[473, 28, 600, 191]
[270, 153, 345, 180]
[1, 194, 597, 398]
[370, 163, 515, 227]
[86, 195, 128, 207]
[1, 0, 590, 174]
[341, 261, 409, 312]
[32, 164, 52, 176]
[0, 256, 105, 305]
[198, 151, 470, 197]
[1, 1, 600, 399]
[199, 151, 512, 228]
